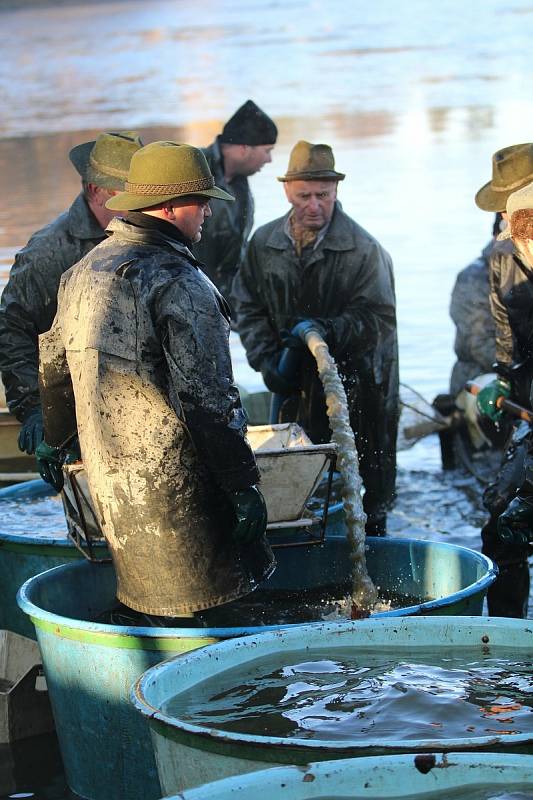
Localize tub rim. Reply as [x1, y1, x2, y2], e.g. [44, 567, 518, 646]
[131, 615, 533, 760]
[16, 538, 497, 649]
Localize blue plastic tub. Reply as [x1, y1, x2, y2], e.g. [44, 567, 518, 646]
[17, 533, 496, 800]
[161, 752, 533, 799]
[132, 617, 533, 795]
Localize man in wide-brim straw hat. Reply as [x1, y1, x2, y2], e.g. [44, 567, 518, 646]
[37, 141, 274, 620]
[0, 130, 143, 455]
[233, 140, 399, 536]
[474, 144, 533, 618]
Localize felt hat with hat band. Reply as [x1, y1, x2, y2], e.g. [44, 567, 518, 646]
[69, 131, 143, 191]
[498, 180, 533, 241]
[278, 140, 345, 182]
[475, 143, 533, 212]
[105, 141, 234, 212]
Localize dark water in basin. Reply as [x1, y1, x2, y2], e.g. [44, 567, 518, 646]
[163, 646, 533, 742]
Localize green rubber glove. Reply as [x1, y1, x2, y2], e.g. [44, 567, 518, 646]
[228, 486, 268, 545]
[476, 377, 511, 422]
[35, 441, 65, 492]
[497, 495, 533, 547]
[18, 407, 44, 455]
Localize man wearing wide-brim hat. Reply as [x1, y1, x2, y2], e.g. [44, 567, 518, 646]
[194, 99, 277, 307]
[473, 144, 533, 618]
[37, 141, 274, 620]
[0, 130, 142, 456]
[233, 140, 399, 536]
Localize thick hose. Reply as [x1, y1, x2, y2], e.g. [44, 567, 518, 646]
[305, 331, 378, 613]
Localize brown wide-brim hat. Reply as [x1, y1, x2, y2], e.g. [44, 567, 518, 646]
[69, 131, 143, 191]
[278, 140, 345, 182]
[475, 143, 533, 212]
[106, 141, 234, 211]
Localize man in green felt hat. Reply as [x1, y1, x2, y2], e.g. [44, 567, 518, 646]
[0, 130, 142, 455]
[37, 141, 274, 620]
[471, 144, 533, 617]
[194, 100, 277, 308]
[233, 140, 399, 536]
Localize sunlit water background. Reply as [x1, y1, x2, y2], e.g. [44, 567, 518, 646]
[0, 0, 532, 797]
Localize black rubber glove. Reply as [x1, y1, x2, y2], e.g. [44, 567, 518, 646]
[18, 407, 44, 455]
[261, 355, 299, 396]
[497, 495, 533, 547]
[228, 485, 268, 545]
[35, 441, 65, 492]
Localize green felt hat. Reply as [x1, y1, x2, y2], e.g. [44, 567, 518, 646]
[475, 143, 533, 212]
[69, 131, 143, 191]
[106, 141, 234, 211]
[278, 140, 345, 182]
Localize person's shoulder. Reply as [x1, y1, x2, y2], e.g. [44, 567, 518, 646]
[250, 214, 287, 245]
[330, 206, 388, 253]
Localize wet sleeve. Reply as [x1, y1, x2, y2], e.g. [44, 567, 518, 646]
[155, 273, 260, 492]
[450, 265, 495, 371]
[489, 250, 514, 367]
[0, 245, 63, 420]
[232, 237, 280, 372]
[38, 281, 77, 448]
[324, 242, 397, 360]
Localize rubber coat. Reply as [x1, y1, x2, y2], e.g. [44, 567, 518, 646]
[489, 238, 533, 404]
[38, 217, 274, 615]
[233, 203, 399, 519]
[0, 193, 105, 421]
[449, 241, 496, 396]
[193, 138, 254, 303]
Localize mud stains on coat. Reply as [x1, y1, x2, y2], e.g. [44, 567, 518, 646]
[39, 217, 274, 616]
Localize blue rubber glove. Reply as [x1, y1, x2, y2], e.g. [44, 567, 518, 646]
[35, 441, 65, 492]
[18, 407, 44, 455]
[476, 377, 511, 423]
[497, 495, 533, 547]
[228, 486, 268, 545]
[261, 354, 299, 395]
[281, 319, 328, 350]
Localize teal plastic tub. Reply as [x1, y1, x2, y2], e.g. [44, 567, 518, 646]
[17, 533, 495, 800]
[161, 752, 533, 799]
[0, 478, 108, 639]
[132, 617, 533, 795]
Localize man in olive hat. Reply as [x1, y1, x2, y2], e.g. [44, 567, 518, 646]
[474, 143, 533, 617]
[233, 140, 399, 536]
[194, 99, 277, 307]
[37, 141, 274, 620]
[0, 130, 142, 455]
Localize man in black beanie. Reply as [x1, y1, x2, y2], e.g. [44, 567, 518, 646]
[194, 100, 277, 306]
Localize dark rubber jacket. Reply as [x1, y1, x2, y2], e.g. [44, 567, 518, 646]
[233, 203, 399, 523]
[0, 193, 105, 421]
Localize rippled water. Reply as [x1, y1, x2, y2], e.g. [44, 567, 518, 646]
[164, 646, 533, 741]
[1, 0, 532, 797]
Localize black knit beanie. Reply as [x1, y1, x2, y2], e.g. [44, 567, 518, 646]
[219, 100, 277, 146]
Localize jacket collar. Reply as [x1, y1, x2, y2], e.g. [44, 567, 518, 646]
[265, 202, 356, 252]
[67, 192, 106, 241]
[105, 217, 198, 263]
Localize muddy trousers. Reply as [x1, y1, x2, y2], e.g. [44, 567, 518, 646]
[481, 520, 530, 617]
[481, 420, 531, 618]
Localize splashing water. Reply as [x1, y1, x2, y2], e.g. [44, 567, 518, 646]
[305, 332, 378, 615]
